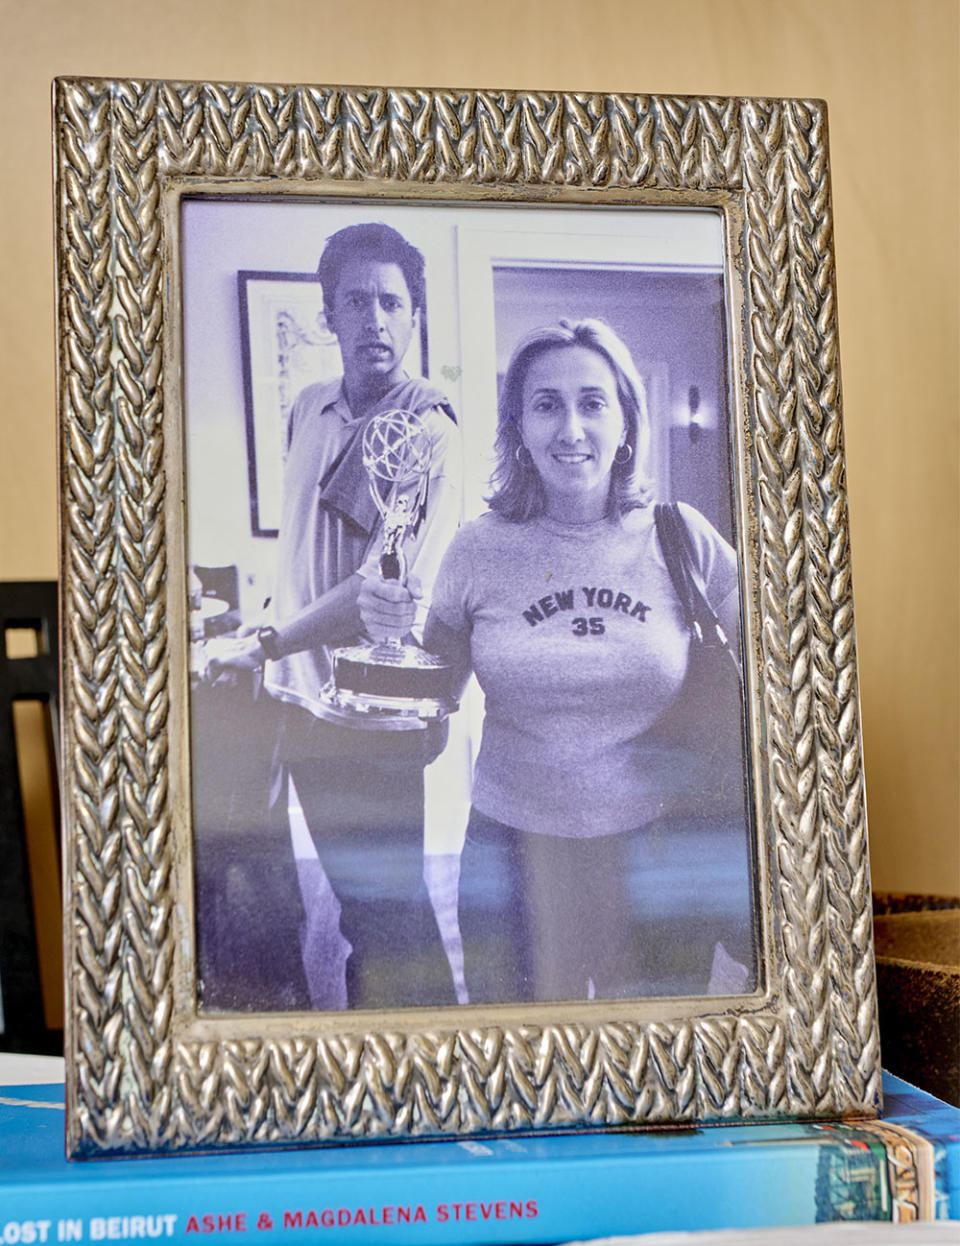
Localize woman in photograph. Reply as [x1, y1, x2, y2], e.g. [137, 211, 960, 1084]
[361, 318, 754, 1005]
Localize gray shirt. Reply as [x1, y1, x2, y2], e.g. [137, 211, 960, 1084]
[430, 505, 740, 837]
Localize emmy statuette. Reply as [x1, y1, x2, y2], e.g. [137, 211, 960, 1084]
[321, 409, 458, 727]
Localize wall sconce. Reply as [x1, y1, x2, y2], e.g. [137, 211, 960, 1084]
[688, 384, 702, 443]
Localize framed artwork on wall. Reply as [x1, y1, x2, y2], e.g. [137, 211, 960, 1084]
[238, 268, 427, 537]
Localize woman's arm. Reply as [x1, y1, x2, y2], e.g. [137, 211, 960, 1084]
[714, 585, 744, 678]
[423, 610, 474, 703]
[674, 503, 743, 669]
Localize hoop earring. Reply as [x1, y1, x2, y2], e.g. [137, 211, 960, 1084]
[614, 443, 633, 464]
[515, 443, 529, 465]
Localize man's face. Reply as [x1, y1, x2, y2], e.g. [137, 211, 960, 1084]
[326, 258, 417, 387]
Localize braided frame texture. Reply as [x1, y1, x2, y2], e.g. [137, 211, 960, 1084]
[54, 79, 881, 1156]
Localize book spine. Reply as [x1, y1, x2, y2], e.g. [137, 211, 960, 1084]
[0, 1137, 896, 1244]
[857, 1119, 949, 1221]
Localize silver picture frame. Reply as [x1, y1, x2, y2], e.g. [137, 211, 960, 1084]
[54, 78, 880, 1156]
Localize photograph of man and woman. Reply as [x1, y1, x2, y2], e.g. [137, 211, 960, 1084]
[182, 196, 758, 1015]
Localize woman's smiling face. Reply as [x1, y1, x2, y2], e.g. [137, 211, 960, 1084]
[520, 344, 627, 523]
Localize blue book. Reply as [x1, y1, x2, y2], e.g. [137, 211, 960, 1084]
[0, 1073, 956, 1241]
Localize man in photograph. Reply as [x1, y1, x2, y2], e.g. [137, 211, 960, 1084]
[212, 223, 460, 1011]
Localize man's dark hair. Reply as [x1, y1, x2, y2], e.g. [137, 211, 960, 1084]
[317, 223, 426, 314]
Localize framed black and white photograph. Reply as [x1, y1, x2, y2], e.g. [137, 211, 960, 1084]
[184, 197, 755, 1018]
[54, 79, 881, 1156]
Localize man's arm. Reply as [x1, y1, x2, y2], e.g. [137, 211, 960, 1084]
[205, 574, 363, 679]
[266, 572, 364, 657]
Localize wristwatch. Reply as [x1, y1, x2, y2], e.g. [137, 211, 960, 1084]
[256, 625, 282, 663]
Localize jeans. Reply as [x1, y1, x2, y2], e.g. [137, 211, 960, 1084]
[458, 807, 756, 1005]
[285, 710, 456, 1010]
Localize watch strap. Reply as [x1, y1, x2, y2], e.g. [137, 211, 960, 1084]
[256, 625, 282, 662]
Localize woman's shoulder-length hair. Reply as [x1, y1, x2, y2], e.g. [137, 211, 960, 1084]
[487, 318, 653, 523]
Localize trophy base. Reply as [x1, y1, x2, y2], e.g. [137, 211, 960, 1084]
[321, 642, 457, 727]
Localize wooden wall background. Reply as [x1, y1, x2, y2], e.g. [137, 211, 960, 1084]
[1, 0, 956, 898]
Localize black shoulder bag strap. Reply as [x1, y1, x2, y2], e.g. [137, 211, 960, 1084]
[653, 502, 740, 673]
